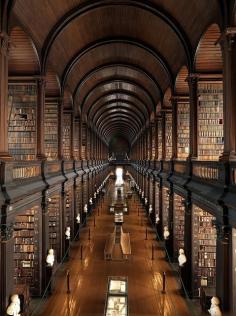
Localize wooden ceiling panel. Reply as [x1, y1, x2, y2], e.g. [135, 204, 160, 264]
[150, 0, 221, 49]
[81, 81, 154, 117]
[8, 27, 40, 75]
[195, 24, 222, 72]
[175, 66, 189, 95]
[13, 0, 86, 47]
[76, 65, 160, 105]
[68, 43, 169, 97]
[48, 5, 185, 78]
[87, 94, 150, 121]
[45, 67, 61, 97]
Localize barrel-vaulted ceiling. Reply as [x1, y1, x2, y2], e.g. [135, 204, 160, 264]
[11, 0, 223, 145]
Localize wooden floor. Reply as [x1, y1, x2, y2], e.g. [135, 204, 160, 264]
[31, 181, 203, 316]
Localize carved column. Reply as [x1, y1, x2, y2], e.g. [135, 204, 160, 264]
[183, 194, 193, 296]
[0, 32, 11, 159]
[187, 75, 198, 159]
[216, 222, 231, 311]
[36, 78, 46, 160]
[0, 219, 14, 315]
[219, 28, 236, 160]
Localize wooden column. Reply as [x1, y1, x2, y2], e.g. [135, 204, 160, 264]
[41, 197, 49, 293]
[0, 217, 14, 315]
[188, 75, 198, 159]
[36, 78, 46, 160]
[216, 222, 231, 311]
[70, 111, 74, 160]
[162, 112, 166, 160]
[219, 28, 236, 161]
[183, 194, 193, 296]
[171, 97, 178, 159]
[57, 98, 63, 160]
[0, 31, 11, 159]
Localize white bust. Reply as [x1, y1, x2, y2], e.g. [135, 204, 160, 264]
[141, 191, 144, 198]
[163, 226, 170, 240]
[6, 294, 21, 316]
[89, 197, 93, 205]
[94, 192, 96, 198]
[208, 297, 222, 316]
[46, 248, 55, 267]
[144, 198, 148, 205]
[84, 204, 88, 213]
[155, 214, 160, 223]
[76, 213, 80, 224]
[178, 248, 187, 267]
[149, 204, 153, 214]
[65, 227, 71, 240]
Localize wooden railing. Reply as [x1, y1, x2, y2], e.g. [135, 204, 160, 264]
[46, 161, 61, 175]
[12, 161, 41, 180]
[192, 161, 220, 182]
[173, 161, 187, 175]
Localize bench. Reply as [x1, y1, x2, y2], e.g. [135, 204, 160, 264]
[120, 232, 131, 260]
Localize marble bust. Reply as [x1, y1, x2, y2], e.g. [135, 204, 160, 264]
[65, 227, 71, 240]
[149, 204, 153, 214]
[6, 294, 21, 316]
[76, 213, 80, 224]
[178, 248, 187, 267]
[84, 204, 88, 213]
[163, 226, 170, 240]
[208, 297, 222, 316]
[46, 248, 55, 267]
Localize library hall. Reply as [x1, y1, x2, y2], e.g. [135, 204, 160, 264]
[0, 1, 236, 315]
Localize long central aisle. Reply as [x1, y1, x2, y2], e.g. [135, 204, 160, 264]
[35, 180, 192, 316]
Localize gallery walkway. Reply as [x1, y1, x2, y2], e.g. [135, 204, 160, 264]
[31, 181, 199, 316]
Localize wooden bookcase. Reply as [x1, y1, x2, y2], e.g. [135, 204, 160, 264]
[162, 187, 170, 233]
[63, 113, 72, 160]
[8, 83, 37, 160]
[165, 112, 172, 160]
[173, 193, 185, 259]
[198, 81, 223, 161]
[151, 124, 156, 160]
[13, 205, 40, 295]
[177, 101, 190, 160]
[74, 120, 80, 160]
[48, 194, 61, 261]
[45, 101, 58, 160]
[157, 117, 162, 160]
[192, 204, 216, 297]
[65, 186, 73, 231]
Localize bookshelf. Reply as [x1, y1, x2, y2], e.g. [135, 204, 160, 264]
[162, 187, 169, 231]
[48, 194, 61, 261]
[165, 112, 172, 160]
[63, 113, 72, 160]
[45, 101, 58, 160]
[151, 124, 156, 160]
[74, 120, 80, 160]
[173, 193, 185, 259]
[8, 83, 37, 160]
[192, 204, 216, 297]
[13, 205, 40, 294]
[65, 186, 73, 230]
[81, 124, 87, 160]
[177, 102, 190, 160]
[157, 117, 162, 160]
[198, 81, 223, 160]
[155, 182, 160, 219]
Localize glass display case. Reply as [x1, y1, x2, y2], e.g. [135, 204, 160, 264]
[105, 277, 128, 316]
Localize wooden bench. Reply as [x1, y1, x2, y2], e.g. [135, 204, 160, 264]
[120, 232, 131, 260]
[104, 233, 115, 260]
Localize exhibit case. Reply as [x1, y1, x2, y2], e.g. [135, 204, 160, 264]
[104, 277, 128, 316]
